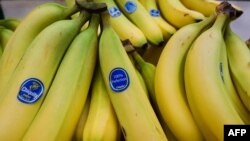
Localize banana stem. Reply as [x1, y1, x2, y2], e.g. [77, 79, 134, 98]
[88, 14, 100, 30]
[100, 10, 111, 29]
[75, 10, 91, 27]
[215, 1, 243, 21]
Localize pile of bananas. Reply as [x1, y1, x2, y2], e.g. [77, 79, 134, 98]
[0, 0, 249, 141]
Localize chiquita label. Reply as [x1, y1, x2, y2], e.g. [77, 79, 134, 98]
[17, 78, 44, 104]
[124, 1, 137, 14]
[108, 7, 122, 18]
[109, 67, 130, 92]
[150, 9, 160, 17]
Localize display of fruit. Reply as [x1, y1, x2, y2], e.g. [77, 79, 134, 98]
[0, 0, 249, 141]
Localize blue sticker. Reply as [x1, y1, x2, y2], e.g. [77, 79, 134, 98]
[108, 7, 122, 18]
[109, 67, 130, 92]
[124, 1, 137, 14]
[17, 78, 44, 104]
[150, 9, 160, 17]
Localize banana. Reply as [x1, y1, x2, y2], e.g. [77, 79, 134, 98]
[157, 0, 205, 28]
[180, 0, 219, 17]
[93, 0, 147, 48]
[180, 0, 242, 17]
[0, 18, 21, 31]
[72, 94, 91, 141]
[220, 25, 250, 123]
[184, 3, 244, 141]
[155, 12, 217, 141]
[0, 11, 89, 141]
[22, 13, 98, 141]
[115, 0, 164, 46]
[225, 25, 250, 112]
[98, 11, 168, 141]
[132, 51, 179, 141]
[0, 2, 80, 99]
[132, 51, 155, 102]
[138, 0, 176, 39]
[83, 65, 121, 141]
[0, 26, 13, 50]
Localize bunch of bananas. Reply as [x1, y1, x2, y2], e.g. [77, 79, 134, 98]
[0, 0, 249, 141]
[155, 1, 250, 141]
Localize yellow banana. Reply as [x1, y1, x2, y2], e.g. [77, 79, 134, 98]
[0, 11, 89, 141]
[99, 11, 168, 141]
[0, 18, 21, 31]
[220, 25, 250, 123]
[155, 13, 217, 141]
[93, 0, 147, 48]
[0, 2, 80, 99]
[115, 0, 164, 46]
[83, 65, 121, 141]
[22, 13, 98, 141]
[157, 0, 205, 28]
[180, 0, 219, 17]
[184, 3, 244, 141]
[225, 25, 250, 112]
[180, 0, 242, 17]
[132, 51, 179, 141]
[72, 93, 91, 141]
[138, 0, 176, 39]
[0, 26, 13, 50]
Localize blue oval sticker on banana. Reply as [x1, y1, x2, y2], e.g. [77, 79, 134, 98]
[150, 9, 160, 17]
[17, 78, 44, 104]
[108, 7, 122, 18]
[109, 67, 130, 92]
[124, 1, 137, 14]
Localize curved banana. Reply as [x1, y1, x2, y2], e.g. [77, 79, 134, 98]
[22, 13, 98, 141]
[184, 4, 244, 141]
[155, 13, 217, 141]
[157, 0, 205, 28]
[132, 51, 155, 101]
[0, 11, 88, 141]
[115, 0, 164, 46]
[220, 25, 250, 123]
[0, 18, 21, 31]
[180, 0, 219, 17]
[225, 25, 250, 112]
[0, 2, 80, 99]
[94, 0, 147, 48]
[138, 0, 176, 39]
[0, 27, 13, 50]
[99, 11, 167, 141]
[72, 94, 91, 141]
[83, 66, 121, 141]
